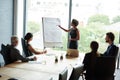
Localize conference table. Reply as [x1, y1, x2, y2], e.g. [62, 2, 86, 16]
[0, 50, 84, 80]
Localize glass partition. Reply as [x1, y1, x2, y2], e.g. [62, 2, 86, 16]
[26, 0, 120, 53]
[26, 0, 69, 50]
[72, 0, 120, 53]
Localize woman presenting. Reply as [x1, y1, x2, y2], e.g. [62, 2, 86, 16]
[58, 19, 80, 57]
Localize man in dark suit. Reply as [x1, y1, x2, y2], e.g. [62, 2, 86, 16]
[104, 32, 117, 57]
[9, 36, 37, 62]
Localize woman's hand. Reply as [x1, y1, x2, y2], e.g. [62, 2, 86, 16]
[58, 25, 61, 28]
[33, 56, 37, 61]
[69, 38, 75, 41]
[43, 50, 47, 54]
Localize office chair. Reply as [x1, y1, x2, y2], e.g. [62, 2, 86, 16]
[69, 64, 84, 80]
[116, 46, 120, 69]
[94, 57, 116, 80]
[1, 44, 12, 65]
[59, 68, 68, 80]
[21, 38, 33, 57]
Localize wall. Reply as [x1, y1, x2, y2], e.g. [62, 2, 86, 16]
[0, 0, 13, 49]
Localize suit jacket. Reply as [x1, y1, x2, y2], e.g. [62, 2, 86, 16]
[9, 45, 34, 62]
[82, 52, 98, 79]
[104, 43, 118, 57]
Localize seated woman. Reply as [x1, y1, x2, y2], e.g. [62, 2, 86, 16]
[82, 41, 100, 80]
[10, 36, 37, 62]
[24, 32, 47, 55]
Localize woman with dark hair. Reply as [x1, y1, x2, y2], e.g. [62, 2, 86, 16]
[58, 19, 80, 57]
[82, 41, 100, 80]
[24, 32, 47, 55]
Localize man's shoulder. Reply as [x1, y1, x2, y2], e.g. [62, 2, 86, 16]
[85, 52, 92, 56]
[10, 46, 19, 53]
[6, 44, 12, 49]
[112, 44, 118, 49]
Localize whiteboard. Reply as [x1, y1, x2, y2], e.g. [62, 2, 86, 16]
[42, 17, 62, 48]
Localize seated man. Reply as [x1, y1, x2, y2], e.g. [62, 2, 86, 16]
[9, 35, 36, 62]
[103, 32, 118, 57]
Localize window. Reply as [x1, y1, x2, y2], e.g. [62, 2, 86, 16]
[0, 0, 13, 49]
[26, 0, 120, 53]
[26, 0, 69, 50]
[72, 0, 120, 53]
[16, 0, 24, 53]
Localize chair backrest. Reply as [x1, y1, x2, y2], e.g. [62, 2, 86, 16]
[1, 44, 12, 65]
[21, 38, 33, 57]
[115, 46, 119, 61]
[59, 68, 68, 80]
[69, 64, 84, 80]
[117, 45, 120, 69]
[95, 56, 116, 78]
